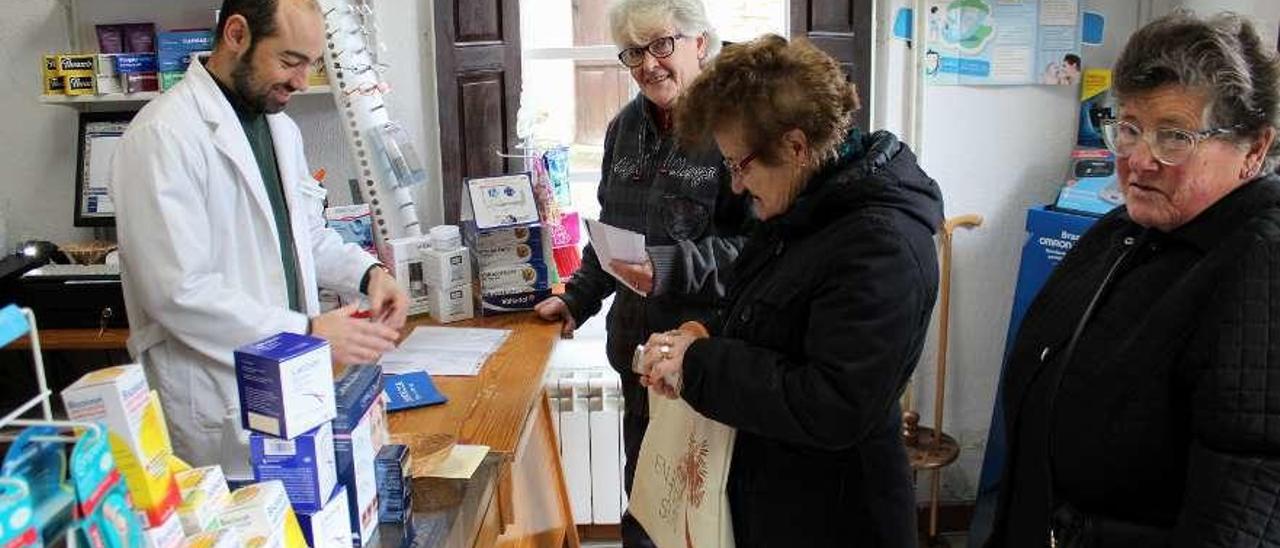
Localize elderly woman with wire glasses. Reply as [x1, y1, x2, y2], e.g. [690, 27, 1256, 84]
[532, 1, 750, 545]
[987, 12, 1280, 548]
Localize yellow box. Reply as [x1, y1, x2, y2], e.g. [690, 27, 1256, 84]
[63, 368, 179, 523]
[307, 63, 327, 87]
[216, 482, 306, 548]
[175, 466, 230, 536]
[58, 54, 96, 96]
[183, 529, 241, 548]
[42, 55, 64, 95]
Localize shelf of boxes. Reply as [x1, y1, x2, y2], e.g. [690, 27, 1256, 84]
[39, 85, 333, 107]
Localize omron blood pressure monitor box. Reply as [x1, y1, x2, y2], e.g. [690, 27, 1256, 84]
[235, 333, 337, 439]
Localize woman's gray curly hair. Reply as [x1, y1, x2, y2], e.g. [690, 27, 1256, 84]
[609, 0, 722, 65]
[1113, 11, 1280, 174]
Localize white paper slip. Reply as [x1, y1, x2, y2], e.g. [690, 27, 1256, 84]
[584, 219, 648, 294]
[381, 349, 485, 376]
[379, 326, 511, 377]
[394, 327, 510, 353]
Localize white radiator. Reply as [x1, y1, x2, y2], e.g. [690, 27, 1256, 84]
[545, 368, 626, 525]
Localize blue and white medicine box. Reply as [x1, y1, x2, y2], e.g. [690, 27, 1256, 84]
[112, 53, 157, 75]
[250, 422, 337, 513]
[157, 30, 214, 72]
[334, 365, 383, 546]
[234, 332, 336, 439]
[296, 485, 352, 548]
[374, 445, 410, 523]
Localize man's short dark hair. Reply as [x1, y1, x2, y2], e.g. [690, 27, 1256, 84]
[1063, 53, 1081, 67]
[215, 0, 281, 48]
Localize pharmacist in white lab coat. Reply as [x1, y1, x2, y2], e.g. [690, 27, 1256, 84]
[109, 0, 407, 463]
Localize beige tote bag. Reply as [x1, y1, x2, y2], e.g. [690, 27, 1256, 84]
[629, 390, 737, 548]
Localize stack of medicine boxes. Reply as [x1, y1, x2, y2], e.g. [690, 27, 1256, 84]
[235, 332, 352, 548]
[61, 365, 185, 547]
[332, 364, 388, 547]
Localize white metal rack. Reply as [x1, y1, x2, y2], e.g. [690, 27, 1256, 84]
[0, 306, 55, 429]
[316, 0, 424, 251]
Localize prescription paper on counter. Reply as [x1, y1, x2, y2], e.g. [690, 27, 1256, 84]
[584, 219, 648, 294]
[379, 327, 509, 377]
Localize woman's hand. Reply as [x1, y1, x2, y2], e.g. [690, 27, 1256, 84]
[534, 296, 576, 338]
[609, 259, 654, 296]
[638, 330, 698, 399]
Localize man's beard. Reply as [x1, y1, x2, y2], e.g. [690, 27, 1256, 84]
[231, 46, 290, 114]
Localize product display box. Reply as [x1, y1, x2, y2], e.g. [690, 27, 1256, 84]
[1054, 148, 1123, 216]
[334, 365, 384, 546]
[234, 332, 337, 439]
[182, 528, 241, 548]
[374, 445, 411, 524]
[61, 367, 180, 526]
[157, 30, 214, 73]
[174, 466, 231, 536]
[296, 485, 352, 548]
[216, 481, 306, 548]
[250, 422, 338, 513]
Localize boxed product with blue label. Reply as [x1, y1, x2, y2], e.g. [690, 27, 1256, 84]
[374, 445, 411, 523]
[462, 174, 553, 314]
[478, 258, 552, 313]
[1055, 147, 1123, 217]
[296, 485, 351, 548]
[334, 365, 383, 546]
[250, 422, 337, 513]
[114, 52, 157, 74]
[234, 332, 337, 439]
[157, 30, 213, 72]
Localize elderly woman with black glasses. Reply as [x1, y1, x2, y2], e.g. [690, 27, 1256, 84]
[987, 12, 1280, 547]
[532, 1, 749, 545]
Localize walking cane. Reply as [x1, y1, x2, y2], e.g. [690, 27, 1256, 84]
[904, 213, 982, 546]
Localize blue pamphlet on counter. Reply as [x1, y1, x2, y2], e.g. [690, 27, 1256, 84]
[383, 372, 447, 411]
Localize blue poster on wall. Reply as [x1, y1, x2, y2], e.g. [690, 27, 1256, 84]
[926, 0, 1082, 86]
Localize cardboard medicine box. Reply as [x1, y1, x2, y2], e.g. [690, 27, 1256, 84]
[234, 332, 336, 439]
[250, 422, 338, 513]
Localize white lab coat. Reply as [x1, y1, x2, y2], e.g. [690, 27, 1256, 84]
[110, 59, 376, 464]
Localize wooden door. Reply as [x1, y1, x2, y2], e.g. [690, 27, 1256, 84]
[791, 0, 873, 130]
[435, 0, 523, 223]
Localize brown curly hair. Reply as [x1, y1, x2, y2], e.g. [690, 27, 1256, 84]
[674, 34, 860, 165]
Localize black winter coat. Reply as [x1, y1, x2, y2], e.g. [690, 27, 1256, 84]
[680, 130, 944, 547]
[989, 175, 1280, 547]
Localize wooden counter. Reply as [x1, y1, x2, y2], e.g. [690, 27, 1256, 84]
[390, 313, 580, 548]
[4, 328, 129, 350]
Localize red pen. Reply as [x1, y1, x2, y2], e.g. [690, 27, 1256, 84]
[350, 310, 373, 320]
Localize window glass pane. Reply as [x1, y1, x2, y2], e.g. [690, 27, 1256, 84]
[522, 0, 616, 48]
[709, 1, 790, 43]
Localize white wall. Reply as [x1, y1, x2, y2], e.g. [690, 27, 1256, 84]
[874, 0, 1280, 503]
[0, 0, 443, 254]
[0, 1, 88, 252]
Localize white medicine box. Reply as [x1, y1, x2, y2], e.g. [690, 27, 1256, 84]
[234, 332, 337, 439]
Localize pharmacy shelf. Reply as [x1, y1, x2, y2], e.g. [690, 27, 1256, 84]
[39, 85, 332, 107]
